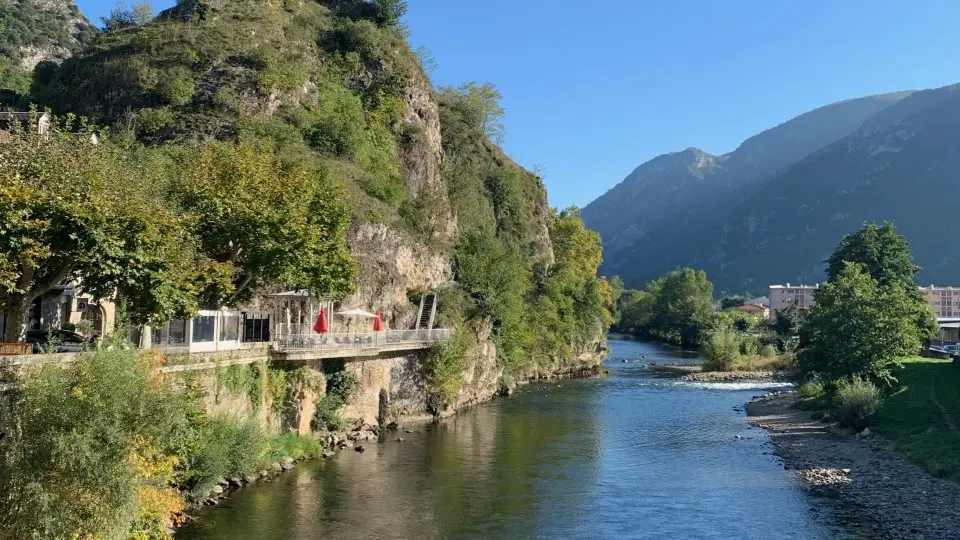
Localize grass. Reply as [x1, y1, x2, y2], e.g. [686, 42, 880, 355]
[871, 357, 960, 480]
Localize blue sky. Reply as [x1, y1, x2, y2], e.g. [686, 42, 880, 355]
[75, 1, 960, 208]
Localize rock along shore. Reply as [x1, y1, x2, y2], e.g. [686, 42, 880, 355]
[747, 392, 960, 540]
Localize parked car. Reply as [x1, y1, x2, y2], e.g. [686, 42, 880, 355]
[25, 329, 92, 353]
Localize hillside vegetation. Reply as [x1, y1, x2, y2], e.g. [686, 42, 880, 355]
[0, 0, 95, 99]
[8, 0, 612, 375]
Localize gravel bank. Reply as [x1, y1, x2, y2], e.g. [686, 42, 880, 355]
[747, 392, 960, 540]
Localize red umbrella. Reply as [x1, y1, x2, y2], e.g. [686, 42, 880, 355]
[313, 308, 328, 334]
[373, 310, 383, 332]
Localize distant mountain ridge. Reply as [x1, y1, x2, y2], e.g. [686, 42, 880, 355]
[580, 88, 960, 293]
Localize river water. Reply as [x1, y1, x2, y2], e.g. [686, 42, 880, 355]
[179, 339, 846, 539]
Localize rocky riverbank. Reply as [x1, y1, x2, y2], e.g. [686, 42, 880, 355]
[747, 392, 960, 540]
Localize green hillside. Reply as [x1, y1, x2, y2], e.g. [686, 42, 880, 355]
[17, 0, 611, 374]
[0, 0, 95, 99]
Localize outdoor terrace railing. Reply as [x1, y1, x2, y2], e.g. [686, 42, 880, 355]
[273, 328, 452, 352]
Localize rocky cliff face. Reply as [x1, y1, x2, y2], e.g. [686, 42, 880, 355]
[0, 0, 95, 70]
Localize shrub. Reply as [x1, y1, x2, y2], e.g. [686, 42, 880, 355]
[268, 433, 322, 461]
[425, 330, 468, 413]
[760, 344, 777, 358]
[702, 326, 741, 371]
[833, 377, 883, 431]
[0, 350, 185, 539]
[797, 378, 826, 400]
[313, 395, 348, 432]
[180, 418, 268, 501]
[312, 369, 357, 432]
[740, 337, 759, 357]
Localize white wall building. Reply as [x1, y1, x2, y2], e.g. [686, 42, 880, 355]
[768, 284, 819, 318]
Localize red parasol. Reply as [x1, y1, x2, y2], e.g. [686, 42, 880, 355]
[373, 310, 383, 332]
[313, 307, 328, 334]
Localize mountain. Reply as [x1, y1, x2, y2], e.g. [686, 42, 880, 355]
[0, 0, 96, 99]
[683, 84, 960, 292]
[583, 91, 921, 292]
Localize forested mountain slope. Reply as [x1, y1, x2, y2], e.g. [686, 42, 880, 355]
[679, 84, 960, 292]
[583, 92, 910, 290]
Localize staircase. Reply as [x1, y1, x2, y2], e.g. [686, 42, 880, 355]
[415, 293, 437, 330]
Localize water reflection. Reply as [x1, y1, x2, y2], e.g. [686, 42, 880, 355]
[179, 340, 842, 540]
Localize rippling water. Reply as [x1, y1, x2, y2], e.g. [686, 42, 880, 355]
[178, 340, 845, 539]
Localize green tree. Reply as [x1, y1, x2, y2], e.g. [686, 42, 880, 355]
[719, 294, 749, 310]
[824, 220, 935, 350]
[827, 222, 921, 287]
[0, 122, 214, 341]
[171, 142, 357, 306]
[101, 1, 154, 32]
[797, 263, 934, 386]
[646, 268, 715, 348]
[438, 82, 505, 143]
[772, 304, 808, 338]
[371, 0, 407, 26]
[456, 231, 531, 370]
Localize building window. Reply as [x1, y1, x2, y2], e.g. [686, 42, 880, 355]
[243, 313, 271, 343]
[192, 316, 216, 343]
[220, 314, 240, 342]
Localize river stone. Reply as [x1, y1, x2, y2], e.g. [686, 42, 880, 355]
[281, 461, 294, 471]
[211, 485, 224, 495]
[217, 478, 229, 487]
[229, 477, 243, 487]
[258, 470, 269, 478]
[386, 421, 400, 431]
[355, 445, 365, 452]
[272, 462, 283, 472]
[243, 474, 257, 483]
[396, 437, 404, 443]
[322, 450, 336, 459]
[283, 457, 294, 465]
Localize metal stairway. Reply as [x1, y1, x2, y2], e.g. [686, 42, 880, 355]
[415, 293, 437, 330]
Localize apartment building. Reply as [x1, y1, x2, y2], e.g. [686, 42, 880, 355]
[769, 283, 960, 319]
[768, 284, 819, 317]
[920, 285, 960, 318]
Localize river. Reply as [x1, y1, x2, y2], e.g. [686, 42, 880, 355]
[178, 339, 847, 539]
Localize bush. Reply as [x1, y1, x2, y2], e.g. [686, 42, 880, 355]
[702, 326, 741, 371]
[740, 337, 759, 357]
[760, 344, 777, 358]
[833, 377, 883, 431]
[180, 418, 268, 501]
[312, 369, 357, 432]
[313, 395, 348, 432]
[0, 350, 186, 539]
[268, 433, 322, 461]
[425, 330, 468, 413]
[797, 378, 826, 400]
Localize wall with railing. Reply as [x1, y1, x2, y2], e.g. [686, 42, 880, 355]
[274, 328, 452, 352]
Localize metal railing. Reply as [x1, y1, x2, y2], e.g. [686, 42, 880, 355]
[273, 329, 452, 352]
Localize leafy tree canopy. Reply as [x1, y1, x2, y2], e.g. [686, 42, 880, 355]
[827, 221, 921, 287]
[0, 119, 217, 340]
[171, 141, 357, 306]
[797, 262, 935, 386]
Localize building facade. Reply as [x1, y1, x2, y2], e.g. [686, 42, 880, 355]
[920, 286, 960, 318]
[768, 284, 819, 318]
